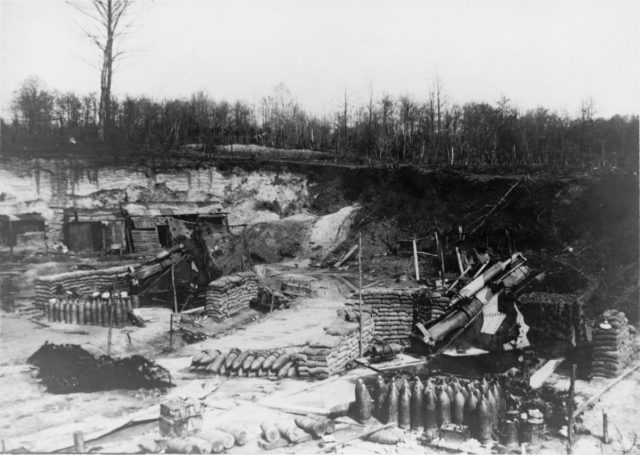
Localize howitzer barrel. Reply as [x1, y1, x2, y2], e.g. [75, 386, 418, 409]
[449, 253, 522, 307]
[423, 253, 530, 345]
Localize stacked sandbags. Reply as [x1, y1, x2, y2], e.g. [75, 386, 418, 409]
[345, 288, 415, 347]
[413, 289, 453, 324]
[205, 272, 260, 321]
[591, 310, 633, 378]
[189, 348, 303, 378]
[35, 266, 130, 307]
[298, 315, 374, 379]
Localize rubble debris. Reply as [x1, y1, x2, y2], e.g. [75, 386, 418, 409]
[205, 272, 260, 321]
[27, 342, 172, 393]
[160, 398, 203, 437]
[591, 310, 633, 378]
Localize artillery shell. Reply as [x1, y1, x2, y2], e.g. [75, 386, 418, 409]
[294, 416, 326, 438]
[261, 422, 280, 443]
[250, 355, 266, 372]
[272, 353, 290, 371]
[232, 351, 250, 371]
[452, 388, 465, 425]
[242, 354, 256, 371]
[262, 352, 279, 371]
[410, 379, 424, 431]
[476, 395, 493, 443]
[437, 386, 451, 426]
[208, 353, 226, 374]
[373, 375, 388, 420]
[277, 361, 293, 378]
[224, 348, 240, 369]
[398, 379, 411, 429]
[355, 378, 372, 422]
[385, 382, 399, 425]
[423, 385, 438, 433]
[276, 421, 305, 443]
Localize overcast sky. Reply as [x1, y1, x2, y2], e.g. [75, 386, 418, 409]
[1, 0, 638, 118]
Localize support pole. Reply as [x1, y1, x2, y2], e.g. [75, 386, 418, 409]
[107, 297, 113, 357]
[169, 313, 174, 348]
[412, 237, 420, 282]
[568, 364, 576, 452]
[602, 411, 610, 444]
[358, 232, 364, 357]
[171, 263, 178, 314]
[434, 231, 445, 285]
[73, 431, 85, 453]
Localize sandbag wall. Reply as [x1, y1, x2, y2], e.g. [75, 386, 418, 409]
[45, 294, 134, 327]
[516, 292, 587, 345]
[412, 288, 453, 327]
[344, 288, 415, 347]
[298, 314, 374, 380]
[34, 266, 130, 308]
[205, 272, 260, 321]
[591, 310, 633, 378]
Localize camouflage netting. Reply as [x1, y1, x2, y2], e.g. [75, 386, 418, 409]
[516, 292, 588, 346]
[27, 342, 172, 394]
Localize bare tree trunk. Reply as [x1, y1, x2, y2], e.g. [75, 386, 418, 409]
[99, 32, 113, 142]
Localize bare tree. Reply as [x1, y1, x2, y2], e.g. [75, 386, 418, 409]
[68, 0, 135, 142]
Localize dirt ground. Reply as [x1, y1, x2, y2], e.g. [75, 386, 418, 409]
[2, 261, 640, 454]
[1, 160, 638, 454]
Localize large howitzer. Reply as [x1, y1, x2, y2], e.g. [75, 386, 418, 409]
[417, 253, 532, 346]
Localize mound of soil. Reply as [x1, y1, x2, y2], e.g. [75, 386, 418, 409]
[27, 342, 173, 394]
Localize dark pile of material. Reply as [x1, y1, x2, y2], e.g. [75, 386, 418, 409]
[27, 342, 173, 394]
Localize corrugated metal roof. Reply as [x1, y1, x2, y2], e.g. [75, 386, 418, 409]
[63, 208, 123, 222]
[122, 201, 225, 217]
[0, 212, 45, 222]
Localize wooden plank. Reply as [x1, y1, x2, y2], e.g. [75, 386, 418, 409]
[529, 357, 565, 389]
[334, 244, 358, 268]
[3, 405, 158, 453]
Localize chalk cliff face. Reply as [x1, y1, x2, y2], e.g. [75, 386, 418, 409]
[0, 159, 312, 244]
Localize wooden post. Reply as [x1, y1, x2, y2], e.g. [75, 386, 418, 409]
[602, 411, 609, 444]
[412, 237, 420, 282]
[455, 247, 464, 274]
[358, 232, 364, 357]
[269, 293, 275, 313]
[73, 431, 85, 453]
[568, 364, 576, 452]
[434, 231, 445, 284]
[169, 313, 174, 348]
[171, 263, 178, 314]
[107, 297, 113, 357]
